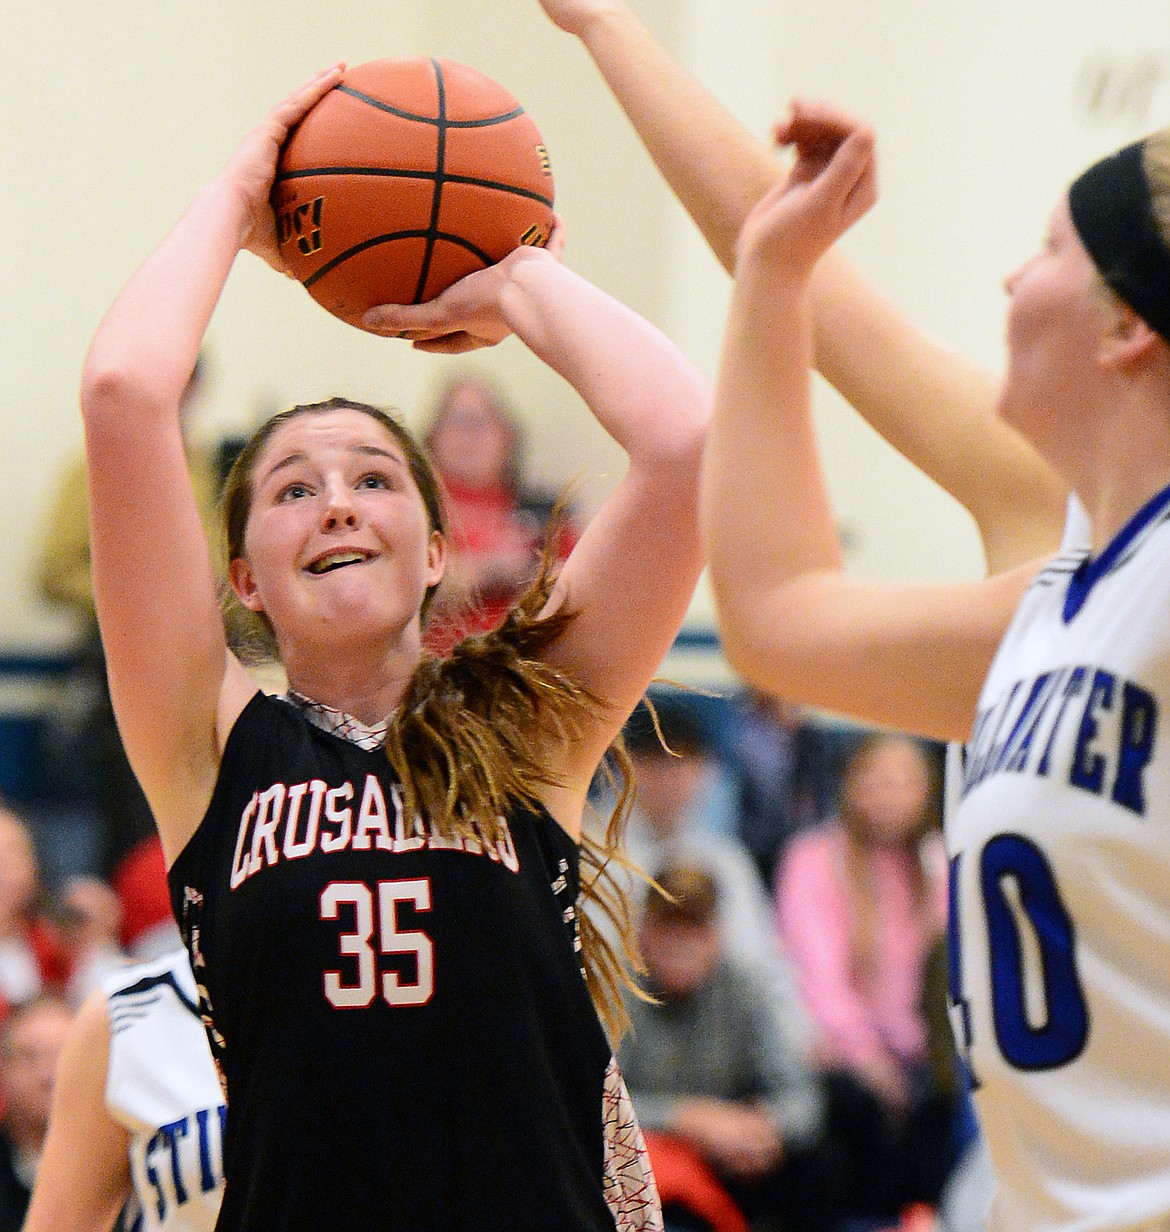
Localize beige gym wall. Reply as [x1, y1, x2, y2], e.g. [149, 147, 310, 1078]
[2, 0, 1166, 657]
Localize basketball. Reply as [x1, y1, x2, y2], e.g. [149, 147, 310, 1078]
[272, 57, 555, 331]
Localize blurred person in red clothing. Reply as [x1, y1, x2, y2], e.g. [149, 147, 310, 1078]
[0, 813, 68, 1023]
[109, 835, 180, 959]
[0, 807, 124, 1024]
[422, 374, 577, 646]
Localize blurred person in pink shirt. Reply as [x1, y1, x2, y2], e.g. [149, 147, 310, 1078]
[776, 731, 954, 1223]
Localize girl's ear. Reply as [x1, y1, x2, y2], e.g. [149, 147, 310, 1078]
[425, 530, 447, 589]
[1100, 298, 1162, 370]
[229, 557, 264, 612]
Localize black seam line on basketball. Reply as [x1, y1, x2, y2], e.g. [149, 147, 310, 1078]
[336, 85, 525, 128]
[415, 58, 447, 304]
[301, 230, 495, 293]
[273, 166, 553, 208]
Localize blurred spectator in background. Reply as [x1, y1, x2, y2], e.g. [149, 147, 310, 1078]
[0, 804, 124, 1023]
[422, 372, 577, 647]
[0, 996, 72, 1232]
[619, 863, 829, 1232]
[109, 834, 181, 960]
[777, 732, 954, 1225]
[35, 353, 223, 879]
[723, 689, 849, 888]
[0, 810, 67, 1021]
[619, 697, 784, 984]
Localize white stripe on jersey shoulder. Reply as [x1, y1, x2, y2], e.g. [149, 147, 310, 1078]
[1032, 548, 1088, 589]
[106, 949, 200, 1034]
[1032, 492, 1090, 589]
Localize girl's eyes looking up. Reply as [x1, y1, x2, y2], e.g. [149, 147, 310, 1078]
[277, 481, 313, 502]
[274, 471, 394, 503]
[357, 472, 391, 490]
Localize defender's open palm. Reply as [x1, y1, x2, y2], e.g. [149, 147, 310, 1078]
[736, 99, 877, 280]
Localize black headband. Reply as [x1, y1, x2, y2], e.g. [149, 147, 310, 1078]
[1067, 139, 1170, 344]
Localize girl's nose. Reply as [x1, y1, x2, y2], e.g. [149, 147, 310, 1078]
[1003, 253, 1036, 298]
[322, 478, 358, 530]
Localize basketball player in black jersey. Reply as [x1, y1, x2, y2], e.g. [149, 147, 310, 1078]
[80, 65, 710, 1231]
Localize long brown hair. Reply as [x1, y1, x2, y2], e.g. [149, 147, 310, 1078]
[220, 398, 642, 1042]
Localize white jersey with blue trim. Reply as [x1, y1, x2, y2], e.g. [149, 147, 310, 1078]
[103, 950, 225, 1232]
[947, 485, 1170, 1231]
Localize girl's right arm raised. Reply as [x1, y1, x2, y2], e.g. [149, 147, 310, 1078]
[702, 102, 1034, 745]
[80, 66, 343, 861]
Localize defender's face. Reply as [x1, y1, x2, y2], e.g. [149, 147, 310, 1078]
[998, 199, 1113, 450]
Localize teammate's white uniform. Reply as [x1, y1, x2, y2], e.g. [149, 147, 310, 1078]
[104, 950, 225, 1232]
[948, 487, 1170, 1231]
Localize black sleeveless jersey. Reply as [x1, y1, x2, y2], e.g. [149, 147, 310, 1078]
[168, 691, 619, 1231]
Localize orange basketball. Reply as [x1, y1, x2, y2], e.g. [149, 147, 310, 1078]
[273, 57, 555, 331]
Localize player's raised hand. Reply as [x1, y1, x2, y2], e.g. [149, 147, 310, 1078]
[536, 0, 622, 37]
[735, 98, 877, 281]
[221, 63, 345, 273]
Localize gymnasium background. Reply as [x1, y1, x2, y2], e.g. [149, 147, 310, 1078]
[1, 0, 1166, 766]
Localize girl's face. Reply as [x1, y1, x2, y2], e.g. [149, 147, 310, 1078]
[639, 914, 721, 1000]
[427, 383, 516, 490]
[842, 739, 931, 848]
[998, 198, 1116, 450]
[0, 813, 36, 929]
[229, 409, 445, 656]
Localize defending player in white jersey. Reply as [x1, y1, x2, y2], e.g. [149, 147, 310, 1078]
[702, 99, 1170, 1230]
[22, 949, 224, 1232]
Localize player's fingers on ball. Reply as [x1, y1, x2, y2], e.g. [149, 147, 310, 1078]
[301, 62, 346, 96]
[279, 63, 345, 123]
[413, 332, 481, 354]
[399, 328, 447, 341]
[361, 305, 437, 333]
[546, 214, 567, 259]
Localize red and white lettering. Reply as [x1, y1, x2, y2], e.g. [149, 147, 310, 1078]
[353, 775, 394, 851]
[230, 793, 259, 889]
[249, 783, 286, 872]
[320, 882, 377, 1009]
[320, 878, 435, 1010]
[283, 780, 326, 859]
[320, 783, 354, 853]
